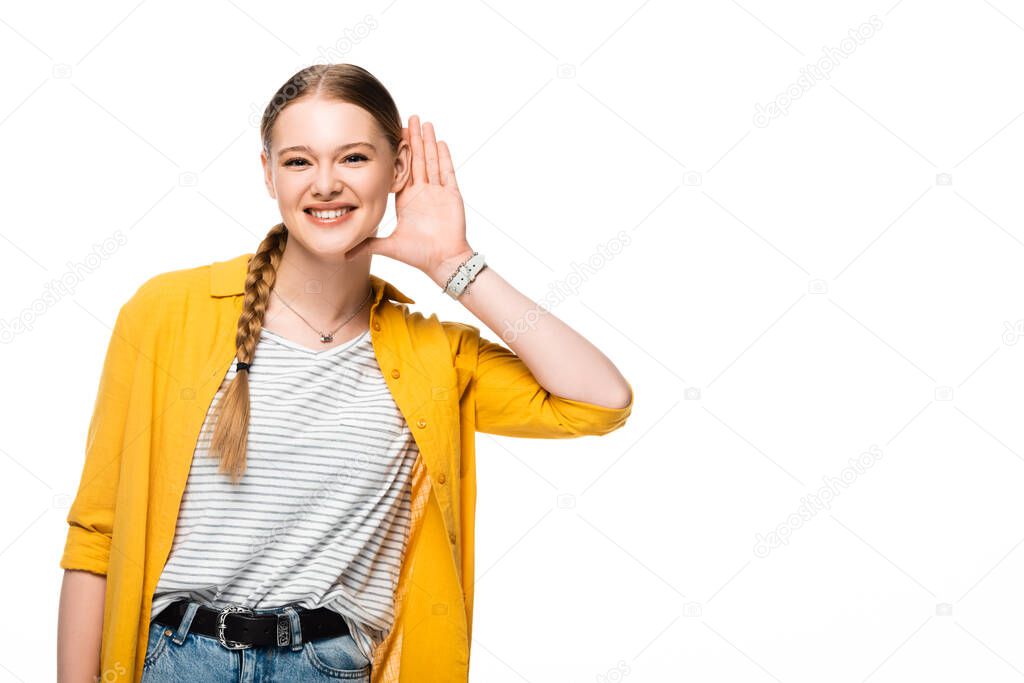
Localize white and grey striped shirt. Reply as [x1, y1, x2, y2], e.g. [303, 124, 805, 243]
[149, 326, 418, 663]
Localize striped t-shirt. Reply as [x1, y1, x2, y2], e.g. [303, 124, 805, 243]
[148, 326, 418, 662]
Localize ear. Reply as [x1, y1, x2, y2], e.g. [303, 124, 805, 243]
[390, 136, 412, 193]
[260, 150, 276, 199]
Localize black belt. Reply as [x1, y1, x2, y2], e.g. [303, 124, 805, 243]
[152, 599, 349, 650]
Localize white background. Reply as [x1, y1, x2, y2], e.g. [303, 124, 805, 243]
[2, 1, 1023, 681]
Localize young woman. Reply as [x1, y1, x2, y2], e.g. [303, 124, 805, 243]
[56, 63, 634, 683]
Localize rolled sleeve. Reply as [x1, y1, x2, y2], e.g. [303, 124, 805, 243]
[472, 333, 634, 438]
[59, 295, 142, 576]
[60, 523, 113, 576]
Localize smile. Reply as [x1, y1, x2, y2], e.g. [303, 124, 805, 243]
[304, 207, 356, 225]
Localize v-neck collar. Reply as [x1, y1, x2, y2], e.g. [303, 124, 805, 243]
[258, 327, 370, 358]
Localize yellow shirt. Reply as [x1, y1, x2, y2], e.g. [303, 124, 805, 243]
[60, 252, 634, 682]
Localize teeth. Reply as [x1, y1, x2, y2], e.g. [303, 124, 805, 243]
[310, 207, 352, 219]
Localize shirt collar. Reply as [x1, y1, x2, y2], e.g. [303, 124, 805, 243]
[209, 252, 416, 304]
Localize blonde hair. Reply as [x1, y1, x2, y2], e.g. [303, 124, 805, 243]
[208, 64, 403, 484]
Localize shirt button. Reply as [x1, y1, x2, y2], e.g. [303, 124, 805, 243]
[372, 321, 381, 331]
[449, 531, 457, 544]
[437, 473, 446, 484]
[391, 369, 400, 379]
[417, 418, 427, 428]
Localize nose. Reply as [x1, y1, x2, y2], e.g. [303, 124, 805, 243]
[312, 165, 343, 198]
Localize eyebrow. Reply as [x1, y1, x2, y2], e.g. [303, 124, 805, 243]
[277, 142, 376, 155]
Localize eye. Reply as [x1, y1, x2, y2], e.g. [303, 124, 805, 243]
[284, 155, 366, 167]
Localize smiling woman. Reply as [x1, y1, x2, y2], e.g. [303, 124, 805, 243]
[57, 63, 634, 683]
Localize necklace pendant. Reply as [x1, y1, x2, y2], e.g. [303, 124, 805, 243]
[320, 333, 333, 343]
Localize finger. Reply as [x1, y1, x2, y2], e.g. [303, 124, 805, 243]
[409, 115, 426, 185]
[344, 239, 368, 261]
[438, 140, 458, 190]
[346, 236, 383, 261]
[422, 122, 440, 185]
[362, 235, 402, 262]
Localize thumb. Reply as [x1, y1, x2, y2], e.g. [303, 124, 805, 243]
[345, 235, 397, 262]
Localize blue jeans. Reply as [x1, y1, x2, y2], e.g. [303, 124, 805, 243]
[141, 600, 371, 682]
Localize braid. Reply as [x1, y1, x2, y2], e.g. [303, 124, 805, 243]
[208, 222, 289, 485]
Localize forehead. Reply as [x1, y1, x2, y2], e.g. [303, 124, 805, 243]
[273, 98, 379, 150]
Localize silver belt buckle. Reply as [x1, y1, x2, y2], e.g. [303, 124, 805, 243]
[276, 614, 291, 646]
[217, 604, 255, 650]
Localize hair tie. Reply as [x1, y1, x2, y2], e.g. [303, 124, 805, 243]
[236, 361, 251, 372]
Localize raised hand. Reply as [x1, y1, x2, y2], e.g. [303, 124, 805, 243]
[345, 115, 474, 286]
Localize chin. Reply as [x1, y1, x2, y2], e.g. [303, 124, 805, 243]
[287, 229, 359, 258]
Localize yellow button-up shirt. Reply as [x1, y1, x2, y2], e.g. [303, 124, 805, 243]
[60, 252, 634, 682]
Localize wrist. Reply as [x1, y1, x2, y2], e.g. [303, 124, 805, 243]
[430, 247, 476, 288]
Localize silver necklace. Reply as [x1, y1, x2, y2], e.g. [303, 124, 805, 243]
[271, 284, 373, 343]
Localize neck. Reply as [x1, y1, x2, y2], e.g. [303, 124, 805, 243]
[269, 242, 375, 329]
